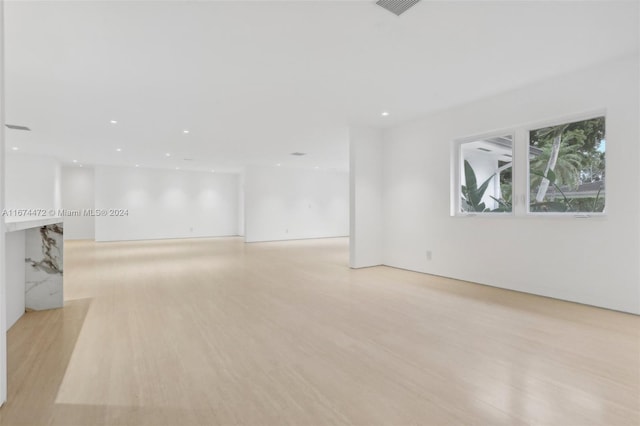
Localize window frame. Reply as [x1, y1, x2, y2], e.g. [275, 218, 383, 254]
[525, 110, 607, 217]
[452, 129, 517, 217]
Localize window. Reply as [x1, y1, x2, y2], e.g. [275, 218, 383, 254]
[528, 116, 605, 213]
[458, 134, 513, 214]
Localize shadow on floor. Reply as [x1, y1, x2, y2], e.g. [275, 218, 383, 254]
[0, 298, 92, 425]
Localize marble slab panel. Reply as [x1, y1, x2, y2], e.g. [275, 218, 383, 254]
[25, 223, 64, 310]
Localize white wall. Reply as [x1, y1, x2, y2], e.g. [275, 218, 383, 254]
[61, 166, 95, 240]
[349, 126, 383, 268]
[382, 55, 640, 314]
[244, 166, 349, 243]
[94, 166, 239, 242]
[238, 172, 245, 237]
[0, 0, 7, 404]
[5, 153, 60, 213]
[5, 231, 24, 330]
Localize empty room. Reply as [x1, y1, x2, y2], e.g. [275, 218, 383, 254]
[0, 0, 638, 425]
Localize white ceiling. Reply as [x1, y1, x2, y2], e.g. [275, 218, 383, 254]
[4, 0, 638, 173]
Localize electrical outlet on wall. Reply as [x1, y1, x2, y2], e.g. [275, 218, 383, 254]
[426, 250, 432, 261]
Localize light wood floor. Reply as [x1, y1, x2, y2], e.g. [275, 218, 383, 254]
[0, 237, 638, 426]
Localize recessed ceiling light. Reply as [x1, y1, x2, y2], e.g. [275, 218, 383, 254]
[116, 148, 122, 152]
[165, 153, 171, 157]
[110, 120, 117, 124]
[72, 159, 78, 163]
[314, 166, 320, 169]
[276, 163, 281, 166]
[11, 147, 18, 151]
[79, 164, 83, 167]
[135, 164, 140, 168]
[176, 167, 180, 170]
[381, 111, 390, 117]
[183, 130, 189, 134]
[211, 169, 215, 173]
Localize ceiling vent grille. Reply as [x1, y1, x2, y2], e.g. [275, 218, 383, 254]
[290, 152, 306, 156]
[376, 0, 421, 16]
[5, 124, 31, 131]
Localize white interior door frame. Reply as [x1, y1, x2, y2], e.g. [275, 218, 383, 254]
[1, 0, 8, 406]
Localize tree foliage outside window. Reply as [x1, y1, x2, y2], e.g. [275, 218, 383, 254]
[529, 116, 605, 213]
[459, 135, 513, 213]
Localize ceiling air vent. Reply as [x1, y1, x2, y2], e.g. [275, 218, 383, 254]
[5, 124, 31, 131]
[376, 0, 421, 16]
[290, 152, 306, 156]
[477, 147, 492, 152]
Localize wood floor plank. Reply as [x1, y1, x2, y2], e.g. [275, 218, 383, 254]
[0, 237, 637, 425]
